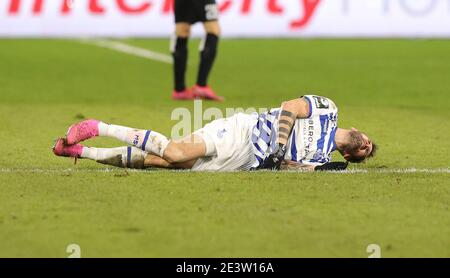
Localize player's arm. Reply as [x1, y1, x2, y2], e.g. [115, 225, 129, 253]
[277, 97, 310, 145]
[261, 97, 310, 170]
[281, 160, 349, 172]
[280, 160, 315, 171]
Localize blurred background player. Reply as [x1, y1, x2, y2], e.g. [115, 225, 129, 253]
[171, 0, 224, 101]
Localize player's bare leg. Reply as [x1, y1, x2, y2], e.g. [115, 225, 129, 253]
[191, 21, 224, 102]
[144, 154, 174, 169]
[144, 154, 197, 170]
[53, 137, 194, 170]
[94, 121, 207, 165]
[143, 134, 207, 169]
[133, 133, 207, 169]
[203, 21, 221, 36]
[162, 134, 207, 164]
[61, 120, 209, 169]
[172, 23, 195, 100]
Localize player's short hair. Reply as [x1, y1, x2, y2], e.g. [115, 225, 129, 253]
[368, 142, 378, 159]
[348, 141, 378, 163]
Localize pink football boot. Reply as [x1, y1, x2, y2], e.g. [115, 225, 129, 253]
[52, 138, 83, 158]
[192, 85, 224, 102]
[65, 119, 100, 145]
[172, 89, 196, 100]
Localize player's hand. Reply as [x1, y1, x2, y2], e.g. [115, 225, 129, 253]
[314, 162, 349, 171]
[261, 144, 287, 170]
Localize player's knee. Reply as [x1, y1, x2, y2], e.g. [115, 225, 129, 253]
[203, 21, 221, 36]
[176, 29, 190, 38]
[175, 24, 191, 38]
[163, 144, 185, 164]
[207, 28, 220, 37]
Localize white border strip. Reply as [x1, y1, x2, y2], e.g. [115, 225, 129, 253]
[0, 168, 449, 174]
[79, 38, 172, 64]
[325, 168, 450, 174]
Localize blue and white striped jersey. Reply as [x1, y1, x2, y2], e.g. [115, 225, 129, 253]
[251, 95, 339, 167]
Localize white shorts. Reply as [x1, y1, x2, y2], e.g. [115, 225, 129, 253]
[192, 113, 258, 172]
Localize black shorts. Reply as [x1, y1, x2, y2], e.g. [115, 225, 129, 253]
[174, 0, 219, 24]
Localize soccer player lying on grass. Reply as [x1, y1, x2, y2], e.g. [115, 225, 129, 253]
[53, 95, 377, 171]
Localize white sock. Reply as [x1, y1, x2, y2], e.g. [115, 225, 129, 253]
[98, 122, 169, 157]
[81, 146, 146, 169]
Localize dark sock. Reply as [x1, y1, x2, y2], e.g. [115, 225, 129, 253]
[172, 37, 188, 92]
[197, 33, 219, 87]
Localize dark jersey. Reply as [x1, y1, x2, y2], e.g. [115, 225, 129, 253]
[174, 0, 219, 24]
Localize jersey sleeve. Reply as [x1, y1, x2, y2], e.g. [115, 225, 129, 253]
[301, 95, 338, 118]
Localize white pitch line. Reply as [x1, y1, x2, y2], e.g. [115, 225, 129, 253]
[325, 168, 450, 174]
[79, 38, 173, 64]
[0, 168, 449, 174]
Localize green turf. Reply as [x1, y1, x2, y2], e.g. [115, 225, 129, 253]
[0, 39, 449, 257]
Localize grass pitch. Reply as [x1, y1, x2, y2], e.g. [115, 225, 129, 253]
[0, 39, 449, 257]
